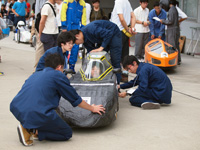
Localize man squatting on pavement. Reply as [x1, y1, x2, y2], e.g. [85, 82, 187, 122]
[10, 53, 105, 146]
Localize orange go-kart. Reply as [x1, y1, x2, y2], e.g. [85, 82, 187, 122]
[145, 38, 178, 68]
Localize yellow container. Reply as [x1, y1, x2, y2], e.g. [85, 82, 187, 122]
[122, 29, 133, 38]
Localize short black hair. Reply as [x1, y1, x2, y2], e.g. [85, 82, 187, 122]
[122, 55, 140, 69]
[140, 0, 148, 3]
[92, 0, 100, 4]
[45, 53, 64, 69]
[69, 29, 82, 36]
[169, 0, 176, 6]
[154, 1, 160, 7]
[57, 31, 75, 47]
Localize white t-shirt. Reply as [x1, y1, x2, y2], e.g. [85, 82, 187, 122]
[134, 6, 150, 33]
[55, 2, 63, 27]
[86, 3, 91, 25]
[41, 2, 58, 34]
[176, 6, 187, 19]
[110, 0, 133, 31]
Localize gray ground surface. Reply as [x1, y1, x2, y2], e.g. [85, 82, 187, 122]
[0, 33, 200, 150]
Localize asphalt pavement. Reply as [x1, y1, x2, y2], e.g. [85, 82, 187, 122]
[0, 33, 200, 150]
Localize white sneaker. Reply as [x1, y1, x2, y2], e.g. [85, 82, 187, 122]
[141, 102, 160, 109]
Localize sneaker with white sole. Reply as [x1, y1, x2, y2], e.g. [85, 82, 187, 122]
[141, 102, 160, 109]
[17, 124, 33, 146]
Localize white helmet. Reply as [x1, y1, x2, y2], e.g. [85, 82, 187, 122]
[17, 21, 25, 28]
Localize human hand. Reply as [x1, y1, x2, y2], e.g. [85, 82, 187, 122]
[117, 85, 120, 89]
[91, 47, 103, 53]
[129, 27, 137, 35]
[62, 29, 67, 32]
[39, 33, 41, 39]
[160, 20, 163, 23]
[151, 35, 155, 40]
[118, 92, 127, 98]
[16, 13, 19, 17]
[91, 104, 105, 115]
[143, 21, 149, 27]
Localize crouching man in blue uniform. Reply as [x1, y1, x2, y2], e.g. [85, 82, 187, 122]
[10, 53, 105, 146]
[118, 55, 172, 109]
[36, 31, 75, 71]
[70, 20, 122, 84]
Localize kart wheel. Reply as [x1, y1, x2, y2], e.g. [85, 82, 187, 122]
[17, 30, 20, 43]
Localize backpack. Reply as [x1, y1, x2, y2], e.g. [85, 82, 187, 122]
[35, 3, 56, 32]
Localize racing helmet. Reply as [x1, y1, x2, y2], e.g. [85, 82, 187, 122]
[17, 21, 25, 28]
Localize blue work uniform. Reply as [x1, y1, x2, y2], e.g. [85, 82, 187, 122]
[10, 67, 82, 141]
[61, 0, 86, 65]
[148, 8, 167, 41]
[120, 63, 172, 107]
[81, 20, 122, 84]
[36, 46, 69, 72]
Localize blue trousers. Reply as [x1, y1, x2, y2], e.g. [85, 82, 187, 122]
[68, 24, 80, 65]
[149, 33, 165, 41]
[40, 33, 58, 51]
[106, 31, 122, 84]
[14, 16, 25, 27]
[38, 116, 72, 141]
[69, 44, 79, 65]
[129, 89, 171, 107]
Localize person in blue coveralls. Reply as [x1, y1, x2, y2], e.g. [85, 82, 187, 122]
[118, 55, 172, 109]
[70, 20, 122, 84]
[10, 53, 105, 146]
[61, 0, 86, 72]
[148, 1, 166, 41]
[36, 31, 75, 71]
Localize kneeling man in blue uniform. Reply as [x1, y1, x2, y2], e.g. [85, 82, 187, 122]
[10, 54, 105, 146]
[70, 20, 122, 84]
[118, 55, 172, 109]
[36, 31, 75, 72]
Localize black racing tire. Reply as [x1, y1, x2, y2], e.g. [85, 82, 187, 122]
[17, 29, 20, 43]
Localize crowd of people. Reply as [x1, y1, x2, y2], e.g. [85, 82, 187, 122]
[5, 0, 188, 147]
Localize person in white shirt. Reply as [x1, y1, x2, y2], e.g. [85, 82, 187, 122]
[39, 0, 59, 51]
[134, 0, 150, 60]
[175, 1, 187, 24]
[110, 0, 135, 82]
[85, 1, 91, 25]
[110, 0, 135, 63]
[55, 0, 63, 32]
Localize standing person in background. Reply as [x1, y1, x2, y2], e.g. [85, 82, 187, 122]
[12, 0, 27, 27]
[55, 0, 63, 32]
[148, 1, 166, 41]
[34, 0, 47, 70]
[7, 0, 15, 22]
[110, 0, 136, 83]
[25, 0, 30, 17]
[175, 0, 187, 24]
[29, 0, 35, 47]
[90, 0, 106, 22]
[5, 0, 11, 11]
[134, 0, 150, 61]
[85, 0, 91, 25]
[160, 0, 181, 65]
[0, 4, 7, 18]
[61, 0, 86, 72]
[39, 0, 59, 52]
